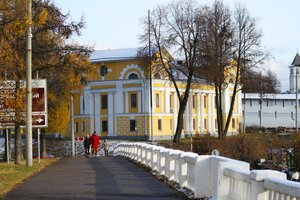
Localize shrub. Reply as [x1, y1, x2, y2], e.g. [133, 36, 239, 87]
[193, 134, 267, 168]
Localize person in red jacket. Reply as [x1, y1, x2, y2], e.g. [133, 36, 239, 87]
[90, 131, 100, 157]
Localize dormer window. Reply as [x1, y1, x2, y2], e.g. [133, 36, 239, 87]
[128, 73, 139, 79]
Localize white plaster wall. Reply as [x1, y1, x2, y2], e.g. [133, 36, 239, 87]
[245, 98, 299, 128]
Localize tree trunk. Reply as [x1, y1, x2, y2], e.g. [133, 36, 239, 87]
[215, 83, 224, 138]
[14, 125, 23, 164]
[224, 61, 241, 135]
[215, 86, 221, 138]
[14, 80, 24, 164]
[219, 85, 224, 137]
[173, 106, 185, 143]
[173, 76, 192, 143]
[8, 129, 11, 161]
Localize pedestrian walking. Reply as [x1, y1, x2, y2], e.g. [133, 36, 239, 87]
[90, 131, 100, 157]
[83, 133, 90, 157]
[103, 139, 109, 156]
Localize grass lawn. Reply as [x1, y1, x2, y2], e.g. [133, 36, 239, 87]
[0, 158, 58, 198]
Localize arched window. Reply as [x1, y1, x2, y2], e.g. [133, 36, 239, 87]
[229, 78, 234, 83]
[128, 73, 139, 79]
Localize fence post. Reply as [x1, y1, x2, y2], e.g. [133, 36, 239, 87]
[249, 170, 287, 200]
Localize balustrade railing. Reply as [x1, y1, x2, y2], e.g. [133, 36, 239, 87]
[113, 142, 300, 200]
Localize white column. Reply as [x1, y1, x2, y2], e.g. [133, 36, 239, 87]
[80, 95, 83, 115]
[200, 93, 205, 132]
[115, 82, 124, 114]
[189, 93, 193, 133]
[144, 80, 150, 113]
[90, 93, 95, 133]
[165, 87, 170, 113]
[238, 91, 242, 114]
[196, 93, 200, 132]
[108, 92, 114, 136]
[114, 93, 117, 136]
[184, 97, 190, 134]
[95, 93, 100, 134]
[138, 90, 142, 113]
[125, 91, 129, 113]
[207, 94, 212, 133]
[173, 92, 178, 132]
[223, 88, 229, 114]
[152, 89, 155, 113]
[211, 94, 215, 133]
[84, 92, 92, 115]
[161, 91, 164, 113]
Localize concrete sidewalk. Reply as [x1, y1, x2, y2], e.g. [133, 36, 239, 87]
[4, 156, 184, 200]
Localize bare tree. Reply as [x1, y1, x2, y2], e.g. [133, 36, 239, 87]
[140, 0, 201, 143]
[140, 0, 266, 140]
[196, 1, 235, 138]
[197, 1, 265, 137]
[243, 69, 280, 94]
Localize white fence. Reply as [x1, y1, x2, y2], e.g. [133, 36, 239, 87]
[113, 142, 300, 200]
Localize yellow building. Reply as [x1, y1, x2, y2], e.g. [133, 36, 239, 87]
[73, 48, 242, 139]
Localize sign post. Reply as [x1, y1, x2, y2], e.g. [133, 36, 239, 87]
[5, 129, 9, 163]
[71, 95, 75, 157]
[37, 128, 40, 164]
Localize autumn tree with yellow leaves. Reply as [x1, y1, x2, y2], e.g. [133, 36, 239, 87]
[0, 0, 96, 163]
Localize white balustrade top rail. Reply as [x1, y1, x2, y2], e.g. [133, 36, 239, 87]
[113, 142, 300, 200]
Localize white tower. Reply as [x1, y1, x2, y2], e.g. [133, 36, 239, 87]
[289, 53, 300, 93]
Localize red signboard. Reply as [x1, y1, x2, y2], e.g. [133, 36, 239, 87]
[0, 79, 48, 128]
[32, 88, 45, 112]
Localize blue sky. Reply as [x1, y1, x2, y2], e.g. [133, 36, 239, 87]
[54, 0, 300, 92]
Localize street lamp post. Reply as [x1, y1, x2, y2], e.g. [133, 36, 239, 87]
[26, 0, 33, 167]
[296, 69, 299, 133]
[148, 10, 154, 143]
[70, 95, 75, 157]
[242, 24, 246, 134]
[259, 72, 263, 128]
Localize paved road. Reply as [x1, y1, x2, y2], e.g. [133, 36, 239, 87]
[4, 156, 184, 200]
